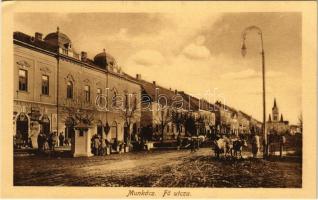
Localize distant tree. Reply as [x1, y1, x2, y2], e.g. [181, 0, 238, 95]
[171, 110, 186, 137]
[118, 92, 140, 144]
[184, 114, 196, 136]
[154, 106, 173, 142]
[61, 92, 96, 126]
[298, 113, 303, 133]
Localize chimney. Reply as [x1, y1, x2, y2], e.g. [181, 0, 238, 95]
[35, 32, 43, 40]
[81, 51, 87, 61]
[169, 88, 171, 91]
[153, 81, 156, 85]
[174, 89, 178, 94]
[136, 74, 141, 80]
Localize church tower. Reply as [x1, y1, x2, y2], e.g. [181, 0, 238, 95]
[272, 98, 279, 122]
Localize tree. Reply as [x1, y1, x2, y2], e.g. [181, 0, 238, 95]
[60, 91, 98, 140]
[61, 92, 96, 127]
[171, 110, 186, 137]
[184, 113, 196, 136]
[118, 92, 140, 144]
[154, 106, 173, 142]
[298, 113, 303, 133]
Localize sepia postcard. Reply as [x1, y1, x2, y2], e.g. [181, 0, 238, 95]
[1, 1, 317, 199]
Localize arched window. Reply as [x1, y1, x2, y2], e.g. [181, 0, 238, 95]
[112, 91, 117, 107]
[97, 88, 102, 104]
[84, 85, 90, 102]
[67, 81, 73, 99]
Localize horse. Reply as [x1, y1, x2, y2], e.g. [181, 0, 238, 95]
[232, 138, 248, 158]
[212, 136, 233, 158]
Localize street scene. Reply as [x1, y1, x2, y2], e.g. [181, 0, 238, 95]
[13, 12, 302, 188]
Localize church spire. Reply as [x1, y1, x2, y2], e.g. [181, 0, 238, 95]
[280, 114, 284, 122]
[273, 98, 277, 109]
[268, 114, 272, 122]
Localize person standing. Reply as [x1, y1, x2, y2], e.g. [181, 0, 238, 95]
[59, 132, 65, 147]
[51, 132, 58, 151]
[251, 133, 260, 158]
[37, 132, 43, 152]
[16, 131, 23, 149]
[279, 135, 286, 157]
[94, 135, 100, 156]
[177, 134, 182, 150]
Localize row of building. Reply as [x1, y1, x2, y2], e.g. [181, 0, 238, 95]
[13, 28, 293, 149]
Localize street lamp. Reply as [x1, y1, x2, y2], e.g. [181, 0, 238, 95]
[241, 26, 268, 158]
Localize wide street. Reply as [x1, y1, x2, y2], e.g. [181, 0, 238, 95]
[14, 148, 301, 187]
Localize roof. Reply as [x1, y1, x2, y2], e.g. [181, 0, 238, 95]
[238, 110, 251, 120]
[14, 31, 58, 53]
[14, 31, 140, 86]
[178, 91, 214, 112]
[215, 101, 237, 113]
[44, 31, 72, 48]
[94, 50, 116, 70]
[133, 78, 189, 110]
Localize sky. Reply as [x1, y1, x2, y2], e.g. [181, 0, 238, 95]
[14, 12, 302, 124]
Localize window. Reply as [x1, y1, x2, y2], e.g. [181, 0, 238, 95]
[84, 85, 90, 102]
[67, 81, 73, 99]
[112, 92, 117, 107]
[62, 48, 68, 55]
[97, 88, 102, 104]
[125, 94, 129, 108]
[133, 95, 137, 109]
[19, 69, 28, 91]
[41, 75, 49, 95]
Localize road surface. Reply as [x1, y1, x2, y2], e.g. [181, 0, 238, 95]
[14, 148, 301, 187]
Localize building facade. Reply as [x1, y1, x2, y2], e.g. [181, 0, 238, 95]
[13, 28, 141, 148]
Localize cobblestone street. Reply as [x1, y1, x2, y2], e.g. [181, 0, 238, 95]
[14, 148, 302, 187]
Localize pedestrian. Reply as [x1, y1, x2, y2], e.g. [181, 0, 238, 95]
[42, 133, 49, 152]
[279, 135, 286, 157]
[251, 133, 260, 158]
[37, 132, 43, 152]
[16, 131, 23, 149]
[51, 132, 58, 151]
[59, 132, 65, 147]
[48, 132, 53, 150]
[100, 138, 106, 156]
[28, 137, 33, 148]
[64, 137, 70, 146]
[191, 138, 196, 152]
[94, 134, 101, 156]
[177, 134, 182, 150]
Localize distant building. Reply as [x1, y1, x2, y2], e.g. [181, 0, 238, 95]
[289, 125, 301, 135]
[133, 75, 188, 140]
[215, 101, 262, 135]
[266, 98, 289, 134]
[178, 92, 216, 135]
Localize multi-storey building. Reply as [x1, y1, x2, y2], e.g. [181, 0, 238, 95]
[178, 91, 216, 135]
[134, 75, 188, 140]
[13, 28, 141, 148]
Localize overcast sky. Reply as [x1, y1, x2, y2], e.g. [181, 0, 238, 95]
[14, 12, 302, 124]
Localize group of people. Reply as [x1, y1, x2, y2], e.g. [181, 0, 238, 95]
[14, 131, 32, 149]
[211, 130, 288, 159]
[91, 134, 111, 156]
[37, 131, 69, 153]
